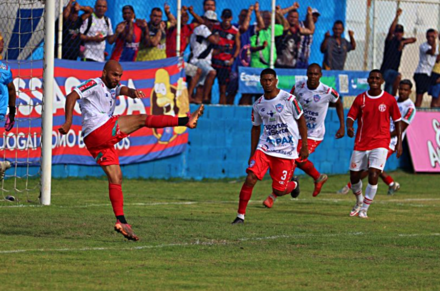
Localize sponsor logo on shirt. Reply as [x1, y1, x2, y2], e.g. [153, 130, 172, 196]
[266, 136, 294, 145]
[78, 80, 97, 92]
[378, 104, 387, 112]
[267, 110, 275, 117]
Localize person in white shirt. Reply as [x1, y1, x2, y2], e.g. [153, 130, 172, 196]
[80, 0, 122, 62]
[231, 68, 309, 224]
[59, 60, 204, 241]
[337, 79, 416, 195]
[413, 28, 438, 107]
[284, 63, 344, 198]
[189, 10, 219, 104]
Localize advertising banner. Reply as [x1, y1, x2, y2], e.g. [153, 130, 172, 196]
[238, 67, 368, 96]
[406, 111, 440, 172]
[0, 57, 189, 165]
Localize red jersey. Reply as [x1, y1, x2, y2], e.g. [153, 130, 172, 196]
[347, 90, 401, 151]
[166, 23, 195, 58]
[110, 23, 142, 62]
[212, 23, 238, 67]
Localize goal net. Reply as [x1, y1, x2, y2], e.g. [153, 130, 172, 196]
[0, 0, 58, 203]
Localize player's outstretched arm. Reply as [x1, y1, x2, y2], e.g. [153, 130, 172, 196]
[335, 98, 345, 139]
[59, 91, 80, 135]
[120, 87, 145, 99]
[297, 115, 309, 160]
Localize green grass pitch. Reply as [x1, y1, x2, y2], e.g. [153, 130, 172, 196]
[0, 171, 439, 290]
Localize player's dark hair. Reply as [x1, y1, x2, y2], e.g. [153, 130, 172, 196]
[369, 69, 382, 78]
[427, 28, 436, 35]
[203, 0, 215, 5]
[288, 9, 299, 15]
[307, 63, 322, 72]
[260, 68, 277, 78]
[334, 20, 344, 27]
[151, 7, 162, 14]
[400, 79, 413, 89]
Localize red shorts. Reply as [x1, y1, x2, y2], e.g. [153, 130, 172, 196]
[296, 139, 322, 163]
[83, 116, 128, 166]
[247, 150, 296, 192]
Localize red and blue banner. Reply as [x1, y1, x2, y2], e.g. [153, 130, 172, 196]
[0, 57, 190, 165]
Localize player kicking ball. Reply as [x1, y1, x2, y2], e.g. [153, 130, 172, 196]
[59, 60, 204, 240]
[346, 70, 402, 219]
[231, 68, 309, 224]
[337, 79, 416, 196]
[280, 63, 344, 200]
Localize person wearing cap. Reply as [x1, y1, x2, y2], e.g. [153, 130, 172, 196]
[189, 10, 220, 104]
[211, 9, 240, 105]
[110, 5, 146, 62]
[54, 0, 93, 60]
[380, 8, 416, 96]
[137, 6, 173, 61]
[80, 0, 118, 62]
[320, 20, 356, 70]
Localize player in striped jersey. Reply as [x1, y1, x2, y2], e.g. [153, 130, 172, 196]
[337, 79, 416, 196]
[231, 68, 309, 224]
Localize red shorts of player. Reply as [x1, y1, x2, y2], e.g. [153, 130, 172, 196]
[296, 139, 322, 163]
[246, 150, 296, 192]
[83, 116, 128, 166]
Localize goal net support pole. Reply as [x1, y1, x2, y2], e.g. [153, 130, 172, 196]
[41, 0, 55, 205]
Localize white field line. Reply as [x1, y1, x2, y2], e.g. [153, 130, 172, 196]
[1, 198, 440, 209]
[1, 232, 439, 255]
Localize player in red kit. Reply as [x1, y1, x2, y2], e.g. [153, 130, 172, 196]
[347, 69, 402, 219]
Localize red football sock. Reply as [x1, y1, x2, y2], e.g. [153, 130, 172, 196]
[297, 160, 320, 180]
[348, 182, 352, 189]
[145, 115, 179, 128]
[109, 183, 124, 217]
[381, 175, 394, 186]
[238, 184, 254, 215]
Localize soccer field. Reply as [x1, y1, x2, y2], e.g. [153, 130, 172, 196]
[0, 171, 439, 290]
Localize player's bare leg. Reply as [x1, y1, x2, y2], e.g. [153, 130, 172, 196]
[349, 170, 364, 216]
[337, 170, 368, 194]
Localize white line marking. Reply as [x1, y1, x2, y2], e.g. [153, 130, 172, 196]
[1, 198, 439, 209]
[1, 232, 439, 254]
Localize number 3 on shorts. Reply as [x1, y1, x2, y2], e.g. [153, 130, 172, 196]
[281, 170, 287, 181]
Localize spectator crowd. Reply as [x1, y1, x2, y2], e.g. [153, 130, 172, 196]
[19, 0, 440, 107]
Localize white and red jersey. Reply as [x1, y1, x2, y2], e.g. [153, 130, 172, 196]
[252, 90, 304, 159]
[74, 77, 124, 138]
[389, 97, 416, 151]
[291, 80, 339, 140]
[347, 90, 401, 151]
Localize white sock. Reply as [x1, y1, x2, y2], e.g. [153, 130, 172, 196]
[351, 181, 364, 204]
[237, 213, 245, 220]
[389, 182, 395, 187]
[362, 184, 378, 211]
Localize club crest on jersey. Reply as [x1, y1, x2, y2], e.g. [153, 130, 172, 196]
[275, 104, 284, 113]
[313, 94, 321, 102]
[378, 104, 387, 112]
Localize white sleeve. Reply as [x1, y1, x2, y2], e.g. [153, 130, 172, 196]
[107, 18, 114, 35]
[200, 25, 212, 39]
[74, 79, 98, 99]
[288, 95, 303, 120]
[251, 104, 262, 126]
[80, 18, 89, 34]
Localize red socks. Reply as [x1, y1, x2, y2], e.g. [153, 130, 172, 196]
[109, 183, 124, 217]
[145, 115, 179, 128]
[238, 184, 254, 215]
[297, 160, 320, 181]
[381, 175, 394, 186]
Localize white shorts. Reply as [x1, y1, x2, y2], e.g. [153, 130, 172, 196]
[349, 148, 389, 172]
[184, 62, 198, 78]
